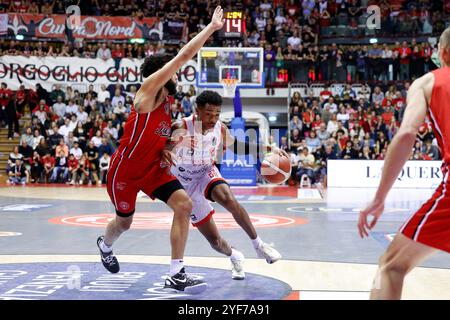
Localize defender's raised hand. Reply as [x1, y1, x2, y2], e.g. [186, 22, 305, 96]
[210, 6, 225, 31]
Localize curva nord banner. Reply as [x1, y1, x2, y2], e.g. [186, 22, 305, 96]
[6, 13, 183, 41]
[0, 56, 197, 90]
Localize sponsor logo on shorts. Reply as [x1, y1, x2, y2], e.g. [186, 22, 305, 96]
[119, 202, 130, 211]
[116, 182, 127, 191]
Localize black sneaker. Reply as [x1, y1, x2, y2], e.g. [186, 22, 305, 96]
[97, 236, 120, 273]
[163, 268, 207, 294]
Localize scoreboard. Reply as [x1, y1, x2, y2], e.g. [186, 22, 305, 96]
[219, 11, 246, 39]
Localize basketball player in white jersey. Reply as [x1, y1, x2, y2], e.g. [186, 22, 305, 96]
[162, 90, 285, 279]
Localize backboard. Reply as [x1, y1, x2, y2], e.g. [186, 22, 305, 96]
[196, 47, 264, 89]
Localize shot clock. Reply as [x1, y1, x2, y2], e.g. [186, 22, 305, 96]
[219, 11, 246, 39]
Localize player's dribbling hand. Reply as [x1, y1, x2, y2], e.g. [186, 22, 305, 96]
[161, 149, 176, 167]
[277, 148, 290, 159]
[267, 145, 289, 159]
[210, 6, 225, 31]
[358, 198, 385, 238]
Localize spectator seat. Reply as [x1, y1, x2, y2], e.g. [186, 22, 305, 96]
[300, 174, 311, 188]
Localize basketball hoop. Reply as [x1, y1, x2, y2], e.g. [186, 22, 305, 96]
[220, 78, 238, 98]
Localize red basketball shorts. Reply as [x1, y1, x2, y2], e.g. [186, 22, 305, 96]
[400, 171, 450, 253]
[106, 152, 182, 216]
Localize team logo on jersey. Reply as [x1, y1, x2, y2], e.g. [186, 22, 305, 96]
[154, 121, 171, 138]
[178, 167, 186, 172]
[212, 137, 217, 146]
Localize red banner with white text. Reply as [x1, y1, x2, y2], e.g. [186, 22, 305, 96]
[7, 13, 162, 40]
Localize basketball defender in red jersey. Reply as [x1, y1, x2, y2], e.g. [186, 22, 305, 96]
[96, 6, 224, 294]
[359, 27, 450, 300]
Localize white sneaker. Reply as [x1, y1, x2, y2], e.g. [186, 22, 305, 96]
[230, 250, 245, 280]
[69, 180, 74, 185]
[255, 242, 282, 264]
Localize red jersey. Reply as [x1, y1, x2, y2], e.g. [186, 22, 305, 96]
[107, 97, 179, 215]
[41, 156, 55, 168]
[32, 104, 50, 113]
[68, 158, 79, 170]
[381, 111, 394, 125]
[16, 90, 26, 104]
[428, 67, 450, 164]
[0, 88, 13, 107]
[398, 47, 411, 64]
[116, 98, 171, 165]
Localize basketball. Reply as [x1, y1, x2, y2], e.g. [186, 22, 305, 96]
[261, 153, 292, 184]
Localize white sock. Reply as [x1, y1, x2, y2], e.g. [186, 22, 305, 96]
[230, 248, 243, 261]
[170, 259, 184, 276]
[99, 239, 112, 253]
[251, 236, 263, 249]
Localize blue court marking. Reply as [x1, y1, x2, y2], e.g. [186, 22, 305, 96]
[0, 263, 291, 300]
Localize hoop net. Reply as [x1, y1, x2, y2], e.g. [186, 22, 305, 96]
[221, 78, 238, 98]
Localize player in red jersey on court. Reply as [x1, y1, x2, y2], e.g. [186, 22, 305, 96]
[359, 27, 450, 300]
[96, 6, 224, 294]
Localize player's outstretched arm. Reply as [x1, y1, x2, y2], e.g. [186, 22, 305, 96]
[358, 73, 433, 238]
[140, 6, 224, 100]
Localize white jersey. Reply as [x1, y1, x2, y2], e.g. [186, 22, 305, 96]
[171, 115, 223, 181]
[170, 115, 228, 226]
